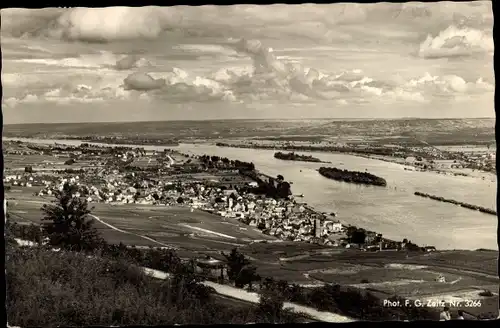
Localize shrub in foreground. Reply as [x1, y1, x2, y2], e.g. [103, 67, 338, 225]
[6, 245, 301, 326]
[41, 183, 104, 252]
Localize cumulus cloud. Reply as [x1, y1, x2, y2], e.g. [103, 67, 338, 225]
[2, 7, 177, 42]
[123, 73, 166, 91]
[115, 55, 151, 70]
[404, 72, 494, 99]
[2, 3, 493, 118]
[418, 25, 493, 59]
[2, 2, 492, 45]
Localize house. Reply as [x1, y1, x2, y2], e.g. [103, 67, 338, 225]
[223, 189, 238, 197]
[345, 243, 361, 249]
[324, 221, 343, 233]
[405, 156, 416, 164]
[435, 275, 446, 283]
[195, 256, 228, 281]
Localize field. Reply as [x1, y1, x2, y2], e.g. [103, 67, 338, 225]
[233, 241, 499, 317]
[6, 189, 276, 253]
[4, 118, 495, 146]
[4, 153, 97, 173]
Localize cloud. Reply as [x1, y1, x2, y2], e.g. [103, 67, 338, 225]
[418, 25, 493, 59]
[115, 55, 151, 70]
[2, 4, 493, 118]
[2, 3, 492, 45]
[2, 7, 176, 42]
[123, 73, 166, 91]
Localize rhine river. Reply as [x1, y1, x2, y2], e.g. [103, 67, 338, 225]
[7, 138, 497, 251]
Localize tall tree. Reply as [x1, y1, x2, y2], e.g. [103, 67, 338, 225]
[41, 183, 103, 252]
[222, 248, 259, 288]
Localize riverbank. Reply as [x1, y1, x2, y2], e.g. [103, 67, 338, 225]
[414, 192, 497, 216]
[215, 142, 496, 178]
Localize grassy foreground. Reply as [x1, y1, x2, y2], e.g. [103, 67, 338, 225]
[5, 243, 301, 327]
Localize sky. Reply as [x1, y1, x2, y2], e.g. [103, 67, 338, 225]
[1, 2, 494, 124]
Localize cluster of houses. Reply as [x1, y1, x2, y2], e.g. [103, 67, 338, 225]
[7, 169, 439, 251]
[207, 195, 344, 244]
[4, 174, 48, 188]
[29, 170, 348, 245]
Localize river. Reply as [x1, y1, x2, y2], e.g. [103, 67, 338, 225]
[6, 138, 498, 251]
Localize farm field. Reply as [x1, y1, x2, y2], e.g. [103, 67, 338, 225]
[89, 204, 276, 242]
[6, 192, 275, 252]
[4, 154, 95, 172]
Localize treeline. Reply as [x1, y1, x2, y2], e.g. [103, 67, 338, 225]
[196, 155, 291, 199]
[414, 192, 496, 216]
[198, 154, 255, 171]
[216, 142, 399, 157]
[274, 152, 323, 163]
[318, 167, 387, 187]
[238, 172, 292, 199]
[73, 136, 180, 146]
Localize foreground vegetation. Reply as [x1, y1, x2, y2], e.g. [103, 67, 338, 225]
[6, 244, 303, 327]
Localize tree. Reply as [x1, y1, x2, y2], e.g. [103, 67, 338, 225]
[238, 266, 260, 289]
[258, 287, 285, 321]
[273, 180, 291, 199]
[350, 229, 366, 246]
[24, 166, 33, 173]
[41, 183, 104, 252]
[222, 248, 259, 288]
[345, 226, 357, 239]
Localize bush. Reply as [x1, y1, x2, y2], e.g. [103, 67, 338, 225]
[258, 287, 286, 322]
[5, 220, 43, 244]
[478, 290, 494, 297]
[6, 245, 301, 326]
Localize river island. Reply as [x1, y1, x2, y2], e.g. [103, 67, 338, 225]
[274, 151, 328, 163]
[318, 167, 387, 187]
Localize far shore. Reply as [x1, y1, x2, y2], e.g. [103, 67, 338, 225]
[212, 142, 496, 180]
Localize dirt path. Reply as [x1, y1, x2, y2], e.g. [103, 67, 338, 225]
[20, 199, 177, 249]
[89, 214, 177, 249]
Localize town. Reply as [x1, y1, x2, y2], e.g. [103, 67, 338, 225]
[5, 140, 419, 251]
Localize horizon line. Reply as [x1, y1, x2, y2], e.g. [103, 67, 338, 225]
[3, 117, 495, 126]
